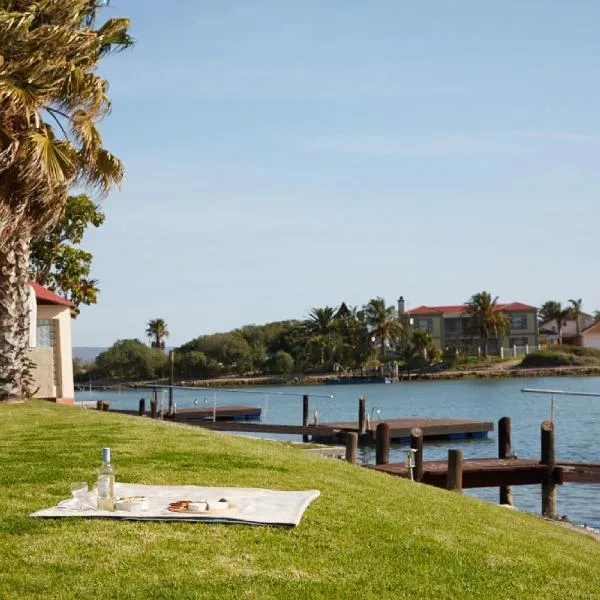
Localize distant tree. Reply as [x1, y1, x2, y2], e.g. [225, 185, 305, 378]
[29, 195, 104, 315]
[146, 319, 169, 350]
[174, 351, 222, 379]
[363, 297, 404, 360]
[178, 332, 253, 374]
[539, 301, 562, 325]
[333, 305, 373, 368]
[95, 340, 167, 380]
[265, 350, 294, 374]
[304, 306, 338, 365]
[539, 301, 570, 344]
[568, 298, 584, 336]
[464, 292, 509, 358]
[411, 330, 435, 357]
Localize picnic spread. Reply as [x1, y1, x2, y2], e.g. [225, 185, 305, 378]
[30, 482, 320, 528]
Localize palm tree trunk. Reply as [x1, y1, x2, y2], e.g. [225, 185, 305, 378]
[0, 229, 32, 401]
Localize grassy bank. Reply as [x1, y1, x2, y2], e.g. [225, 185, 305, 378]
[2, 402, 600, 599]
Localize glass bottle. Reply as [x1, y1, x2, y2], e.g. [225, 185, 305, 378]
[96, 447, 115, 511]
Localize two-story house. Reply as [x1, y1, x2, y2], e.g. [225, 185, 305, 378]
[398, 297, 538, 353]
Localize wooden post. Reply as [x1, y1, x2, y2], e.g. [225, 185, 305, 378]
[410, 427, 423, 481]
[375, 422, 390, 465]
[302, 394, 309, 442]
[101, 401, 109, 412]
[498, 417, 513, 506]
[345, 432, 358, 464]
[358, 396, 366, 434]
[150, 390, 158, 419]
[447, 449, 463, 492]
[541, 420, 557, 518]
[168, 350, 175, 415]
[138, 398, 145, 416]
[96, 400, 103, 411]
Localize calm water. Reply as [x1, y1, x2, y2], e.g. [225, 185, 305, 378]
[76, 376, 600, 528]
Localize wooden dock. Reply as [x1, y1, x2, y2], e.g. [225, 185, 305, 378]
[111, 404, 261, 422]
[311, 417, 493, 443]
[372, 457, 564, 488]
[358, 416, 600, 519]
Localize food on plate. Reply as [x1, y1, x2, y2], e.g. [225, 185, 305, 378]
[115, 496, 149, 512]
[188, 501, 209, 512]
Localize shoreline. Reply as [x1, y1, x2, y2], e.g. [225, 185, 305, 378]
[82, 365, 600, 390]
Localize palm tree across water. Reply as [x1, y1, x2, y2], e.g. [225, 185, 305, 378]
[146, 319, 169, 350]
[463, 292, 509, 358]
[569, 298, 584, 337]
[0, 2, 133, 400]
[304, 306, 337, 365]
[363, 297, 404, 360]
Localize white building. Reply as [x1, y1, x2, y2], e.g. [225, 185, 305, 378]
[28, 282, 74, 404]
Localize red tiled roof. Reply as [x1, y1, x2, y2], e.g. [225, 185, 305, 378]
[406, 302, 537, 316]
[29, 282, 74, 308]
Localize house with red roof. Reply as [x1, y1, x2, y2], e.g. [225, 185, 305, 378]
[28, 282, 74, 404]
[398, 296, 539, 354]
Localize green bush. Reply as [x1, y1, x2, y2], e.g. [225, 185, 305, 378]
[544, 344, 600, 358]
[521, 350, 600, 368]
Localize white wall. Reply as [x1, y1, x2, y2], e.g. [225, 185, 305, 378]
[35, 305, 74, 402]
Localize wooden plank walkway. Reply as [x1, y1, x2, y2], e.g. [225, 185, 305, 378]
[312, 417, 493, 442]
[373, 457, 564, 488]
[112, 405, 262, 422]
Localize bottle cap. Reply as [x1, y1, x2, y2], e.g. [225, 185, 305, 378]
[102, 447, 111, 463]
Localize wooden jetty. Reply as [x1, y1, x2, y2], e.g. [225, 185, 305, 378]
[95, 394, 493, 446]
[359, 417, 600, 519]
[312, 417, 492, 443]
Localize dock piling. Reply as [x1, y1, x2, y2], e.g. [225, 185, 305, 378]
[447, 449, 463, 492]
[358, 396, 366, 434]
[138, 398, 145, 417]
[168, 351, 175, 415]
[150, 390, 158, 419]
[346, 432, 358, 464]
[498, 416, 513, 506]
[101, 401, 109, 412]
[410, 427, 424, 481]
[302, 394, 309, 442]
[541, 420, 557, 518]
[375, 422, 390, 465]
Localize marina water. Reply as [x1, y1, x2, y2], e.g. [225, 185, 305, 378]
[77, 376, 600, 529]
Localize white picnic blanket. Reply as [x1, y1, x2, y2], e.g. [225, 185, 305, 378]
[30, 482, 320, 528]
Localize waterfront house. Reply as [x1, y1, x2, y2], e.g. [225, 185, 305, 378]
[398, 297, 538, 354]
[28, 282, 75, 404]
[539, 313, 595, 345]
[580, 321, 600, 350]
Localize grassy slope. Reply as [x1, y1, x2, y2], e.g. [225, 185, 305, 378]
[1, 402, 600, 600]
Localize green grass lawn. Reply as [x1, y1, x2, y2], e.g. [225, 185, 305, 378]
[2, 401, 600, 599]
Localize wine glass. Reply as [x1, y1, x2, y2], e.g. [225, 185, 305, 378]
[71, 482, 88, 510]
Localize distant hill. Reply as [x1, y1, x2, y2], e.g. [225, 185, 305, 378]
[73, 347, 106, 363]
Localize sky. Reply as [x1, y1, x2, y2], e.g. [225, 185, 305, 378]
[72, 0, 600, 347]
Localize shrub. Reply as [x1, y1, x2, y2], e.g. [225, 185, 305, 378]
[521, 351, 600, 368]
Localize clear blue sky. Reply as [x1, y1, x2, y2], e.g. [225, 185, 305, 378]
[73, 0, 600, 347]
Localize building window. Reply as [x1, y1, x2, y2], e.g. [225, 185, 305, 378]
[511, 315, 527, 330]
[36, 319, 55, 348]
[414, 318, 433, 333]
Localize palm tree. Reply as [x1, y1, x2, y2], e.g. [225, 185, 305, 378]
[363, 297, 404, 360]
[464, 292, 509, 358]
[539, 301, 562, 325]
[569, 298, 584, 337]
[540, 302, 570, 344]
[304, 306, 337, 365]
[0, 2, 132, 400]
[146, 319, 170, 350]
